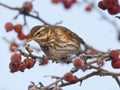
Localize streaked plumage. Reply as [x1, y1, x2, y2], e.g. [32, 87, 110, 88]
[27, 25, 85, 62]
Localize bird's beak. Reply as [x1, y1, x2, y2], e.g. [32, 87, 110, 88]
[26, 36, 36, 42]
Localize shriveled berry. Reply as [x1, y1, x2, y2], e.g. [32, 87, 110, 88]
[10, 53, 21, 62]
[111, 59, 120, 68]
[63, 72, 73, 81]
[5, 22, 14, 32]
[109, 50, 119, 60]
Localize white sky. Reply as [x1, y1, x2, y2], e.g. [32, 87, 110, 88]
[0, 0, 120, 90]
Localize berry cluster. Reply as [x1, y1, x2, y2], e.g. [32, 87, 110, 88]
[109, 50, 120, 68]
[9, 53, 35, 72]
[98, 0, 120, 15]
[5, 22, 30, 40]
[63, 72, 78, 84]
[52, 0, 77, 9]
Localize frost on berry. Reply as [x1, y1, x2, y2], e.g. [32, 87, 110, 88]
[10, 53, 22, 62]
[109, 50, 119, 60]
[73, 58, 84, 68]
[63, 72, 73, 81]
[111, 59, 120, 68]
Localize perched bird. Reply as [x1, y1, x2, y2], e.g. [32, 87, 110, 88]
[26, 25, 85, 63]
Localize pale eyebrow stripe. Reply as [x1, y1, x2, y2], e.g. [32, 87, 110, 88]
[34, 27, 45, 36]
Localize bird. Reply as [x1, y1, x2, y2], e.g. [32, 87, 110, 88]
[26, 25, 85, 63]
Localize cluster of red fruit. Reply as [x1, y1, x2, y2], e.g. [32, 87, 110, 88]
[63, 72, 78, 84]
[5, 22, 30, 40]
[9, 53, 35, 72]
[52, 0, 77, 9]
[110, 50, 120, 68]
[98, 0, 120, 15]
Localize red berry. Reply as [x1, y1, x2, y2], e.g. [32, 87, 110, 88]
[63, 1, 72, 9]
[19, 62, 26, 72]
[63, 72, 73, 81]
[52, 0, 60, 3]
[109, 50, 119, 60]
[17, 32, 26, 40]
[14, 24, 23, 33]
[98, 1, 106, 10]
[53, 87, 62, 90]
[73, 58, 83, 68]
[108, 5, 120, 15]
[5, 22, 14, 32]
[40, 59, 49, 65]
[69, 76, 78, 84]
[23, 1, 33, 13]
[103, 0, 116, 8]
[9, 62, 20, 72]
[25, 33, 30, 39]
[85, 5, 92, 12]
[9, 42, 18, 52]
[111, 59, 120, 68]
[24, 58, 35, 69]
[10, 53, 22, 62]
[71, 0, 77, 3]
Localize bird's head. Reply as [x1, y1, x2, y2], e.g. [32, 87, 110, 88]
[26, 26, 49, 44]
